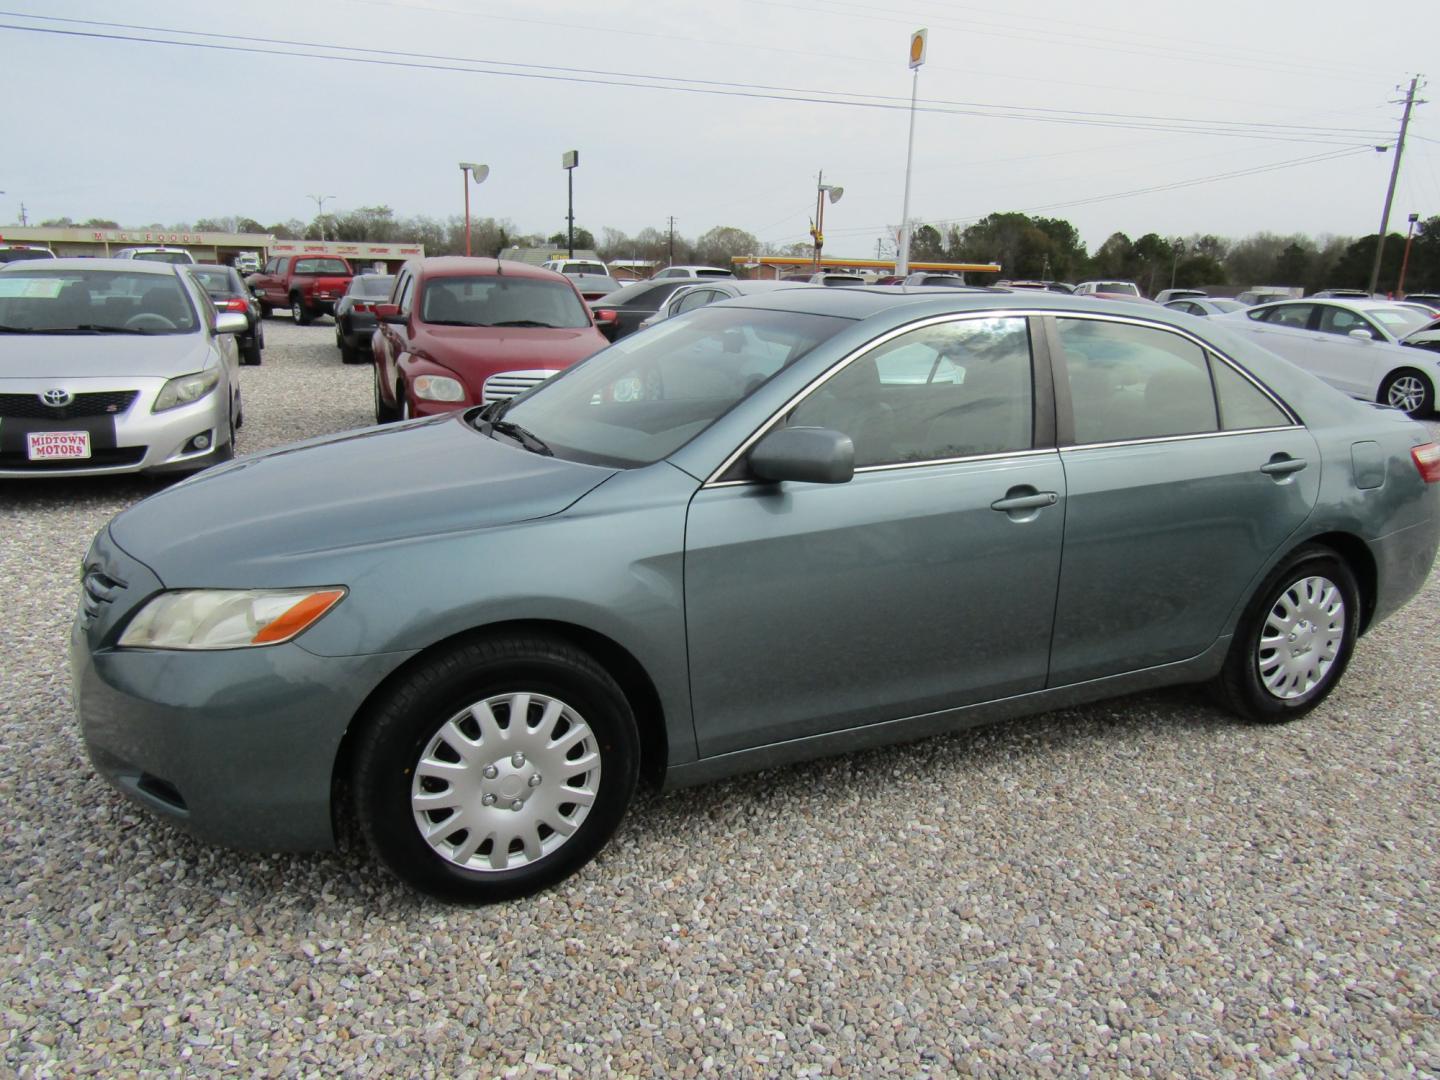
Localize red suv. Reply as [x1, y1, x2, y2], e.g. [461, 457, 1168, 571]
[371, 258, 610, 422]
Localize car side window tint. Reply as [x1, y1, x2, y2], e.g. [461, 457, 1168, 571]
[1211, 357, 1290, 430]
[1057, 318, 1217, 443]
[1259, 303, 1313, 329]
[397, 274, 415, 316]
[788, 317, 1034, 467]
[676, 289, 715, 313]
[1317, 306, 1375, 338]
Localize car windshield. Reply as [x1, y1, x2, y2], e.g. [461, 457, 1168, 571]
[0, 268, 198, 334]
[293, 258, 349, 275]
[353, 275, 395, 297]
[1368, 306, 1429, 335]
[0, 248, 54, 264]
[133, 251, 193, 264]
[1097, 282, 1140, 295]
[496, 307, 847, 467]
[421, 276, 589, 328]
[189, 267, 236, 293]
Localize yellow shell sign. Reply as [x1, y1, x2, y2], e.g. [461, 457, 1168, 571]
[909, 28, 927, 69]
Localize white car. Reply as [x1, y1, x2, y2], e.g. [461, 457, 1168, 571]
[1073, 280, 1142, 298]
[114, 247, 196, 265]
[1219, 298, 1438, 417]
[0, 258, 246, 476]
[648, 265, 735, 281]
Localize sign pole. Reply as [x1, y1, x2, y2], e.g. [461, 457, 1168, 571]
[897, 29, 927, 278]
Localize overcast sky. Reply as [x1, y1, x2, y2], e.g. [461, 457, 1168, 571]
[1, 0, 1436, 257]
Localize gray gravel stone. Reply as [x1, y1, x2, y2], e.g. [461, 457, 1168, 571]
[2, 318, 1439, 1076]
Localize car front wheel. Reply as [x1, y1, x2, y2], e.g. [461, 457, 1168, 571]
[1213, 544, 1360, 723]
[351, 635, 640, 902]
[292, 297, 313, 325]
[1379, 369, 1433, 418]
[373, 364, 398, 423]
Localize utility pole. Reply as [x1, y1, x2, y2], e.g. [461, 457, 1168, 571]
[667, 216, 676, 266]
[1368, 75, 1427, 295]
[19, 202, 28, 226]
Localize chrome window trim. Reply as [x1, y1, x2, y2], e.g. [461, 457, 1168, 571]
[703, 446, 1059, 489]
[701, 309, 1041, 487]
[1047, 309, 1302, 432]
[1058, 425, 1306, 454]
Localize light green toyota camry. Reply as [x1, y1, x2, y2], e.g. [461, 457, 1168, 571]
[73, 287, 1440, 902]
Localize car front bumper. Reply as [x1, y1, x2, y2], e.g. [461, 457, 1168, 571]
[73, 616, 416, 851]
[0, 375, 233, 477]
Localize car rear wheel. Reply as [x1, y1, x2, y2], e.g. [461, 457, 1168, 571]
[291, 296, 313, 325]
[351, 635, 640, 902]
[339, 336, 359, 364]
[1379, 369, 1433, 418]
[258, 300, 273, 319]
[1213, 544, 1359, 723]
[241, 339, 262, 366]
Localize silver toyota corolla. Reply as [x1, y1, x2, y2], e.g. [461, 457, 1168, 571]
[0, 258, 246, 477]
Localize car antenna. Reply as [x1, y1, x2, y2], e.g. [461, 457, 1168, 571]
[494, 256, 504, 276]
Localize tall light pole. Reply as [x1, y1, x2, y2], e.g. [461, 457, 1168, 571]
[896, 28, 927, 277]
[1368, 75, 1426, 295]
[562, 150, 579, 257]
[1397, 211, 1421, 296]
[1169, 238, 1186, 291]
[307, 194, 335, 242]
[811, 173, 844, 270]
[458, 162, 490, 257]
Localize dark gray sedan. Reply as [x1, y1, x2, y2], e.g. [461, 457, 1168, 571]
[73, 289, 1440, 902]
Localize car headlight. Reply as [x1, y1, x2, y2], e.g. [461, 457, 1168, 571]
[153, 369, 221, 413]
[118, 588, 346, 650]
[412, 374, 465, 402]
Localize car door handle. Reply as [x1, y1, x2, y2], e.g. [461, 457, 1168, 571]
[990, 491, 1058, 512]
[1260, 456, 1307, 477]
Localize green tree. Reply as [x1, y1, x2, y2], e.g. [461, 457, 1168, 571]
[909, 224, 946, 261]
[547, 227, 596, 251]
[1089, 232, 1135, 279]
[694, 225, 760, 269]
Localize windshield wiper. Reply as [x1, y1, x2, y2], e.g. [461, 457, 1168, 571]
[0, 324, 38, 333]
[426, 318, 490, 327]
[471, 401, 552, 455]
[490, 319, 558, 328]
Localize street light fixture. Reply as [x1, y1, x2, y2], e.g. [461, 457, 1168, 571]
[811, 173, 844, 270]
[459, 162, 490, 257]
[1398, 211, 1421, 297]
[307, 194, 336, 242]
[562, 151, 579, 258]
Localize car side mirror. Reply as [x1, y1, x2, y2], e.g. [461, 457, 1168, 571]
[214, 311, 248, 335]
[1348, 328, 1376, 341]
[749, 426, 855, 485]
[373, 303, 405, 324]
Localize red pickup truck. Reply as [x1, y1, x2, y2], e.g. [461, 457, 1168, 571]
[250, 254, 354, 324]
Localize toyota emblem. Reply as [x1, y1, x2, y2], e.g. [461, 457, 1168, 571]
[41, 388, 73, 408]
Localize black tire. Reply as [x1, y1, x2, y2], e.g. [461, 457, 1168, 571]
[291, 295, 313, 326]
[339, 336, 359, 365]
[351, 635, 640, 903]
[241, 339, 262, 366]
[259, 300, 274, 319]
[1378, 368, 1433, 419]
[374, 365, 399, 423]
[1213, 544, 1360, 723]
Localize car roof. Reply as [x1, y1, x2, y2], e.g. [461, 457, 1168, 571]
[1, 257, 177, 274]
[714, 284, 1177, 322]
[412, 256, 560, 281]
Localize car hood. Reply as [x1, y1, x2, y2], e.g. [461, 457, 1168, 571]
[108, 412, 618, 586]
[416, 325, 606, 371]
[0, 331, 214, 379]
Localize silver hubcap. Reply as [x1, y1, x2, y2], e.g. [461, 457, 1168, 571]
[411, 692, 601, 872]
[1257, 575, 1344, 700]
[1387, 375, 1426, 413]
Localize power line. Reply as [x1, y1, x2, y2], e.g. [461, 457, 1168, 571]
[0, 15, 1389, 147]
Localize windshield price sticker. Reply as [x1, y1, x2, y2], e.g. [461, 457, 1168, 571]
[27, 431, 91, 460]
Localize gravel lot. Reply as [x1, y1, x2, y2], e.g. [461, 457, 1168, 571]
[3, 318, 1439, 1077]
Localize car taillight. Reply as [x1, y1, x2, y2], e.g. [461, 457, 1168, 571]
[594, 309, 617, 322]
[221, 298, 248, 312]
[1412, 442, 1440, 483]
